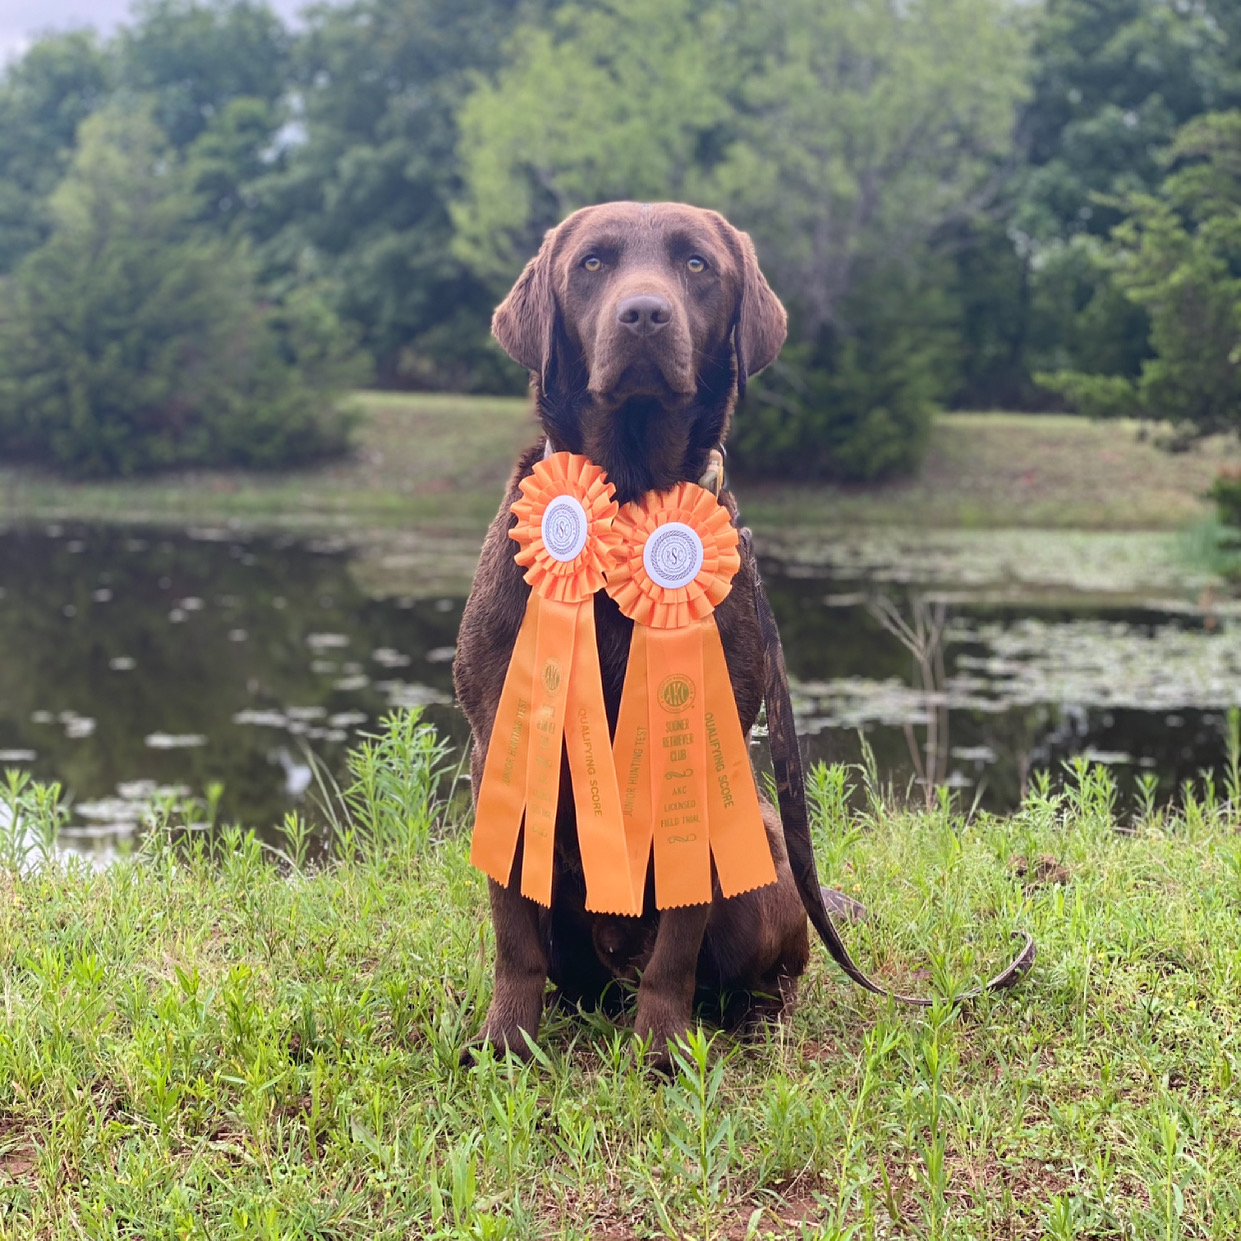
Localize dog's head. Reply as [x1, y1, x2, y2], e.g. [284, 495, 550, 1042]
[492, 202, 786, 501]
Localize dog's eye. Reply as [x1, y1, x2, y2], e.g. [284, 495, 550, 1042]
[582, 255, 602, 272]
[686, 256, 707, 273]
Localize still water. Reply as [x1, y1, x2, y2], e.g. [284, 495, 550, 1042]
[0, 523, 1236, 858]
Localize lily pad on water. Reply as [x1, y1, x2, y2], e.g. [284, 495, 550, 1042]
[234, 709, 288, 728]
[372, 647, 411, 668]
[306, 632, 350, 651]
[286, 707, 327, 721]
[793, 613, 1241, 733]
[375, 680, 452, 709]
[144, 733, 207, 749]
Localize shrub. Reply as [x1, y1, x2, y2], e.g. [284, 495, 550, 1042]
[1209, 469, 1241, 529]
[0, 105, 364, 478]
[730, 266, 951, 481]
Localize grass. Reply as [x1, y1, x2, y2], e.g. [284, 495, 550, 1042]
[0, 393, 537, 536]
[2, 713, 1241, 1238]
[2, 397, 1238, 538]
[741, 413, 1241, 533]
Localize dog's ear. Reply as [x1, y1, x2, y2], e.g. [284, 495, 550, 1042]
[731, 228, 787, 399]
[492, 228, 558, 381]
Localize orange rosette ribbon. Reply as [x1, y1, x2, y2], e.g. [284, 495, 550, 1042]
[470, 453, 639, 914]
[606, 482, 777, 909]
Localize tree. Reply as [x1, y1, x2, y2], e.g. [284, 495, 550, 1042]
[120, 0, 290, 150]
[0, 106, 361, 477]
[1017, 0, 1239, 245]
[119, 0, 293, 242]
[1042, 110, 1241, 439]
[453, 0, 735, 282]
[453, 0, 1030, 477]
[998, 0, 1241, 405]
[255, 0, 540, 389]
[0, 31, 112, 273]
[722, 0, 1028, 475]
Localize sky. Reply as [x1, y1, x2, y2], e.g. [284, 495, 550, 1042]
[0, 0, 317, 63]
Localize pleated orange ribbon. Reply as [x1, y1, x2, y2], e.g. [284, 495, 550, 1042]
[470, 453, 640, 914]
[606, 483, 778, 909]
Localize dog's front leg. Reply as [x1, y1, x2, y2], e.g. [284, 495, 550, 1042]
[476, 875, 548, 1060]
[634, 903, 711, 1071]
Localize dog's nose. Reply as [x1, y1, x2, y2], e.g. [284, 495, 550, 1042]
[616, 294, 672, 336]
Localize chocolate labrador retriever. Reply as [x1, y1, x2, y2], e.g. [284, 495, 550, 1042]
[454, 202, 809, 1066]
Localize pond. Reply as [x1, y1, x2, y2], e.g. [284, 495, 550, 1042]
[0, 521, 1236, 859]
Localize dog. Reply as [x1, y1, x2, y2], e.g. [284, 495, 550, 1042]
[453, 202, 810, 1068]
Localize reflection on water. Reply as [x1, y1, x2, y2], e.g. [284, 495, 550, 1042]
[764, 569, 1236, 811]
[0, 523, 1237, 857]
[0, 525, 465, 859]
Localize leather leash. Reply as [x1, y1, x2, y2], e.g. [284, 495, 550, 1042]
[741, 527, 1036, 1006]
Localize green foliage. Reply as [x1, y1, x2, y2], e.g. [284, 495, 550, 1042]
[259, 0, 535, 389]
[184, 95, 283, 233]
[455, 0, 1029, 479]
[662, 1029, 735, 1240]
[453, 0, 735, 282]
[0, 106, 361, 478]
[1017, 0, 1241, 244]
[720, 0, 1030, 341]
[119, 0, 290, 150]
[944, 218, 1034, 409]
[340, 710, 454, 861]
[0, 769, 69, 873]
[4, 0, 1241, 462]
[1208, 468, 1241, 528]
[1025, 236, 1152, 382]
[0, 31, 112, 273]
[732, 263, 952, 480]
[1044, 110, 1241, 438]
[1004, 0, 1241, 402]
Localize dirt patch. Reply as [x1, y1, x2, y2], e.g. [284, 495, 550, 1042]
[1009, 853, 1072, 890]
[0, 1115, 37, 1184]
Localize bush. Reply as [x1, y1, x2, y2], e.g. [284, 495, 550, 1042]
[1209, 469, 1241, 529]
[1026, 238, 1152, 387]
[1036, 371, 1141, 421]
[730, 266, 951, 481]
[731, 342, 934, 482]
[0, 105, 364, 478]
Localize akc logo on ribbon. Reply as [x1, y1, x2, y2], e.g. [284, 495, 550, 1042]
[469, 453, 640, 915]
[606, 482, 778, 910]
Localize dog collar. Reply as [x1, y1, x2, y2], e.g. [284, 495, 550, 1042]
[541, 439, 726, 498]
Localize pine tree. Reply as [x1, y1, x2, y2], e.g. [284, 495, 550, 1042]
[0, 103, 361, 477]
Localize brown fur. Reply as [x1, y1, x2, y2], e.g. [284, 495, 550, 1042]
[454, 203, 808, 1067]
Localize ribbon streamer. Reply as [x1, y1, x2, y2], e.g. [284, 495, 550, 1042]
[607, 483, 778, 909]
[470, 453, 639, 915]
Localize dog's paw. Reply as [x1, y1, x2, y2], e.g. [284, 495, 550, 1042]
[461, 1019, 539, 1068]
[633, 1005, 689, 1077]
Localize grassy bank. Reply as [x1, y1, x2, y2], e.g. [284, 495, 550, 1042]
[743, 412, 1241, 532]
[1, 716, 1239, 1238]
[2, 396, 1238, 537]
